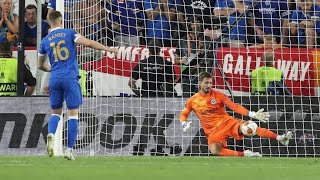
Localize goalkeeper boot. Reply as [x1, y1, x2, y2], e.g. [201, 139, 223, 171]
[244, 150, 262, 157]
[279, 131, 293, 146]
[46, 133, 54, 157]
[64, 148, 75, 161]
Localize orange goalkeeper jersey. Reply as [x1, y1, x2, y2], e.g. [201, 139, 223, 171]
[180, 90, 249, 135]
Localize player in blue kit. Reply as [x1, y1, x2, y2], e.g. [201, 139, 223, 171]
[249, 0, 290, 44]
[38, 11, 116, 160]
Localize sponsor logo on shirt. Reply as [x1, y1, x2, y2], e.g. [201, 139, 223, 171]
[202, 108, 218, 115]
[258, 8, 276, 15]
[191, 1, 208, 10]
[210, 99, 216, 105]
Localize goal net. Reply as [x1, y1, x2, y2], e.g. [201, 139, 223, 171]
[55, 0, 320, 157]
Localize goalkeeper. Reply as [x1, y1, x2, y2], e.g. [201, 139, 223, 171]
[180, 72, 292, 157]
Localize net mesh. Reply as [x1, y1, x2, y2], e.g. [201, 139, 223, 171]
[57, 0, 320, 156]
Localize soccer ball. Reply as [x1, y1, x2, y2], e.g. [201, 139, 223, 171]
[240, 121, 258, 136]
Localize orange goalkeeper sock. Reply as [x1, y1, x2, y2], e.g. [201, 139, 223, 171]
[219, 148, 244, 156]
[257, 127, 277, 140]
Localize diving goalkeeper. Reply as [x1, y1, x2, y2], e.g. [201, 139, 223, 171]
[180, 72, 293, 157]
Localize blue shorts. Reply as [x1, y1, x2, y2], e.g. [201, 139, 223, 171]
[49, 78, 83, 110]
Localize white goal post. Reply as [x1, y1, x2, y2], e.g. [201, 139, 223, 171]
[52, 0, 65, 156]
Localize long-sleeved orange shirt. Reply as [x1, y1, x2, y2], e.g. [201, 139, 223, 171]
[180, 90, 249, 135]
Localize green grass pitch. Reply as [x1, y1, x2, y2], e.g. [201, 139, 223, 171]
[0, 156, 319, 180]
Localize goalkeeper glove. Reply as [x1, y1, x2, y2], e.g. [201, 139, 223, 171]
[248, 108, 270, 123]
[181, 121, 192, 132]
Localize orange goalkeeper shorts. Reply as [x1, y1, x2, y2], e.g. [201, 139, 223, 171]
[207, 118, 245, 147]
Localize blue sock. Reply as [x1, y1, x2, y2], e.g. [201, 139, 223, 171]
[67, 117, 78, 148]
[48, 114, 61, 134]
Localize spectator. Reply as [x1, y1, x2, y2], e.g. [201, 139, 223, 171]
[71, 0, 108, 62]
[0, 0, 18, 43]
[14, 1, 49, 19]
[173, 0, 220, 46]
[251, 50, 291, 95]
[25, 4, 50, 46]
[0, 41, 36, 96]
[46, 1, 110, 47]
[290, 0, 320, 48]
[71, 0, 106, 39]
[289, 0, 297, 10]
[103, 0, 115, 46]
[144, 0, 175, 47]
[174, 16, 213, 96]
[109, 0, 144, 46]
[176, 17, 212, 56]
[47, 0, 80, 28]
[177, 0, 216, 29]
[249, 0, 290, 45]
[214, 0, 250, 47]
[128, 40, 174, 97]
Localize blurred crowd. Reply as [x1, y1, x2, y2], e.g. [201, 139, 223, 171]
[67, 0, 320, 50]
[1, 0, 320, 96]
[1, 0, 320, 49]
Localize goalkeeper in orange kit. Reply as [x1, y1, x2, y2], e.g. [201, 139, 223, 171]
[180, 72, 293, 157]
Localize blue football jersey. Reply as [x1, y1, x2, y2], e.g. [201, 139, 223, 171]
[291, 5, 320, 43]
[48, 0, 80, 10]
[253, 0, 289, 36]
[144, 0, 171, 38]
[214, 0, 250, 41]
[39, 27, 80, 79]
[25, 21, 50, 46]
[110, 0, 144, 36]
[47, 0, 79, 26]
[48, 0, 56, 10]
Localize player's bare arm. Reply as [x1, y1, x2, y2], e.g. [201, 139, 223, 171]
[37, 55, 51, 72]
[75, 36, 117, 54]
